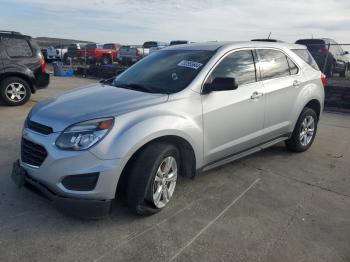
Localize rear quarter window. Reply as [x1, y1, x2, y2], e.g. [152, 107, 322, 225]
[292, 49, 319, 70]
[1, 37, 33, 57]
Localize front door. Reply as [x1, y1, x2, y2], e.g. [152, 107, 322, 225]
[202, 49, 265, 164]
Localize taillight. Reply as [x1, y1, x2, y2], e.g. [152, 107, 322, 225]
[40, 56, 46, 73]
[321, 73, 327, 88]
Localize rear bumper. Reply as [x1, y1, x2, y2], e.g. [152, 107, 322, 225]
[24, 171, 112, 219]
[35, 72, 50, 89]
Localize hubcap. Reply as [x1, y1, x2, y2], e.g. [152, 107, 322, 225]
[152, 156, 177, 208]
[300, 115, 315, 146]
[5, 83, 26, 102]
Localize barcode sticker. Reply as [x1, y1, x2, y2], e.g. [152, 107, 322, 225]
[177, 60, 203, 70]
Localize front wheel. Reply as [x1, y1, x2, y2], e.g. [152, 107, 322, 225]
[285, 107, 318, 152]
[126, 143, 180, 215]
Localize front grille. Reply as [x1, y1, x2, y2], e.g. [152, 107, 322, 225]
[27, 120, 53, 135]
[21, 138, 48, 167]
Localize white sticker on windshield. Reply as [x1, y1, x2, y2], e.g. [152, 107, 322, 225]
[177, 60, 203, 70]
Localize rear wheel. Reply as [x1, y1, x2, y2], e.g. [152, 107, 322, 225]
[126, 142, 180, 215]
[0, 77, 31, 106]
[285, 107, 318, 152]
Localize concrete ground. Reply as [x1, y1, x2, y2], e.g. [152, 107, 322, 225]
[0, 76, 349, 262]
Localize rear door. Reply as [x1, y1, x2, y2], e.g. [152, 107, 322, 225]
[202, 49, 265, 164]
[256, 48, 301, 140]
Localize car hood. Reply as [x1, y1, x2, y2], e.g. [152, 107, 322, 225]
[29, 83, 168, 132]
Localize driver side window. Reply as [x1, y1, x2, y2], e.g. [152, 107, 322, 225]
[208, 50, 257, 86]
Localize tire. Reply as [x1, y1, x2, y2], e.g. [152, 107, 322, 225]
[126, 142, 180, 216]
[285, 107, 318, 152]
[0, 77, 31, 106]
[101, 56, 112, 65]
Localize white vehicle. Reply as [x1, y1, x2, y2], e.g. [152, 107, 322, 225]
[12, 41, 325, 218]
[46, 45, 67, 61]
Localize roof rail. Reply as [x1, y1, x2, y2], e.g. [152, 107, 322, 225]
[0, 30, 22, 35]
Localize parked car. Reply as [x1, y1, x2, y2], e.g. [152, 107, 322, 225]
[46, 45, 68, 62]
[0, 30, 49, 106]
[12, 41, 325, 218]
[117, 45, 145, 66]
[295, 38, 348, 77]
[149, 42, 169, 54]
[63, 43, 87, 64]
[170, 40, 190, 46]
[83, 43, 120, 65]
[142, 41, 168, 55]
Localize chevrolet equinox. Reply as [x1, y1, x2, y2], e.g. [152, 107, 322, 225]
[12, 42, 325, 218]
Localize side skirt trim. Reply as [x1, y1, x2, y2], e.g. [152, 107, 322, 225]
[200, 135, 290, 173]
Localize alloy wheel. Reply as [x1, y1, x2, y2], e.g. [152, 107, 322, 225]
[299, 115, 315, 146]
[5, 82, 26, 102]
[152, 156, 177, 208]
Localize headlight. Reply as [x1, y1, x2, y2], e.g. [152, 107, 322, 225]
[55, 118, 114, 150]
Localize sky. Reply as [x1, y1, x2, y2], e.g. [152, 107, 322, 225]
[0, 0, 350, 45]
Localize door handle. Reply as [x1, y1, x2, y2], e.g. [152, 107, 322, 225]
[250, 91, 263, 100]
[293, 80, 301, 87]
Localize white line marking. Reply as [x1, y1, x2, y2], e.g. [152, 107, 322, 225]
[93, 203, 193, 262]
[168, 178, 261, 262]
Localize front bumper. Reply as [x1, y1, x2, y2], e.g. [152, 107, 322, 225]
[20, 128, 125, 201]
[26, 170, 112, 218]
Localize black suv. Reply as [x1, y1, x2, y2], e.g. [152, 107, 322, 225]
[0, 31, 49, 106]
[295, 38, 348, 77]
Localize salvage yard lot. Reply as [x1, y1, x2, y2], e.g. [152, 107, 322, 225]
[0, 76, 349, 262]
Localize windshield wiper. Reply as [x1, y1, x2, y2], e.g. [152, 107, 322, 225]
[122, 83, 154, 93]
[113, 82, 167, 94]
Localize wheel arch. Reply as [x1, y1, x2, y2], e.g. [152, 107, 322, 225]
[0, 72, 35, 93]
[115, 135, 197, 199]
[305, 99, 321, 120]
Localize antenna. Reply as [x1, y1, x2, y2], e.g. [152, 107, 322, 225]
[267, 32, 271, 39]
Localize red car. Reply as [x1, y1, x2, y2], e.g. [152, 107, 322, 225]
[81, 43, 121, 65]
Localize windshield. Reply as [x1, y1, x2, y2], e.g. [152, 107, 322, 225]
[112, 49, 215, 94]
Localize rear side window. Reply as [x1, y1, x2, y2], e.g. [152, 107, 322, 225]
[1, 37, 33, 57]
[209, 50, 256, 86]
[292, 49, 319, 70]
[258, 49, 290, 80]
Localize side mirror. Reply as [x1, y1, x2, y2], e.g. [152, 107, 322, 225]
[202, 77, 238, 94]
[343, 51, 349, 55]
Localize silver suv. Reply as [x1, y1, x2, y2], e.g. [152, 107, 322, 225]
[12, 42, 325, 218]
